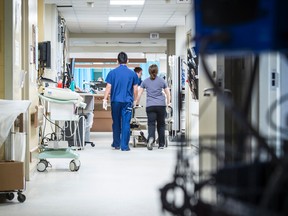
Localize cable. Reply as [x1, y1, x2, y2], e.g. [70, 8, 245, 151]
[199, 34, 278, 162]
[266, 93, 288, 136]
[42, 113, 63, 133]
[197, 34, 288, 216]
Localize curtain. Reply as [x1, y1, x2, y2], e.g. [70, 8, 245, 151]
[140, 61, 160, 80]
[102, 68, 114, 81]
[73, 68, 94, 90]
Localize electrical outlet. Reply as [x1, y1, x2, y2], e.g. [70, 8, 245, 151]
[271, 70, 278, 89]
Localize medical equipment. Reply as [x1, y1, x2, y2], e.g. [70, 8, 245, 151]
[130, 91, 173, 148]
[43, 87, 82, 101]
[64, 114, 85, 149]
[0, 99, 31, 203]
[78, 94, 95, 147]
[194, 0, 288, 53]
[37, 92, 86, 172]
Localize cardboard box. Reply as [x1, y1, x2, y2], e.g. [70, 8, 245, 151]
[91, 118, 112, 132]
[0, 161, 24, 191]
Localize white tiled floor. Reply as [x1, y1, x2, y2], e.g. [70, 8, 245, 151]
[0, 132, 178, 216]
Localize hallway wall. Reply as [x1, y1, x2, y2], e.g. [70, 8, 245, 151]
[4, 0, 22, 100]
[22, 0, 40, 176]
[0, 1, 4, 99]
[0, 0, 24, 160]
[0, 1, 3, 158]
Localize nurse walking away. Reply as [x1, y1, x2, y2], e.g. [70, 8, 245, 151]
[135, 64, 171, 150]
[103, 52, 139, 151]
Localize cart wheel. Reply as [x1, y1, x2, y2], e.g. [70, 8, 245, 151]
[69, 161, 76, 171]
[91, 143, 95, 147]
[6, 193, 14, 200]
[37, 161, 47, 172]
[40, 159, 49, 168]
[17, 193, 26, 203]
[75, 164, 80, 171]
[70, 159, 81, 172]
[75, 159, 81, 171]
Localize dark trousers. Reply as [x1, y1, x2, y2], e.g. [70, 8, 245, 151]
[146, 106, 166, 147]
[111, 102, 132, 150]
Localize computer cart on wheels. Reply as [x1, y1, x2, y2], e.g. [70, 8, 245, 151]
[38, 93, 86, 172]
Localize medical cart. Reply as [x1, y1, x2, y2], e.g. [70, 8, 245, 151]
[38, 94, 86, 172]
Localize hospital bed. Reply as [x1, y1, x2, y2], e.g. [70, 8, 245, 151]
[130, 90, 173, 148]
[0, 99, 31, 203]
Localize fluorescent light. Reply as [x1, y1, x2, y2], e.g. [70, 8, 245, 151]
[109, 17, 138, 21]
[110, 0, 145, 5]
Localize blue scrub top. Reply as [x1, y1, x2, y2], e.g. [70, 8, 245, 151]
[137, 78, 142, 86]
[106, 65, 138, 103]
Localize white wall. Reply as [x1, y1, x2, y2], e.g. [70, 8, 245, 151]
[198, 54, 218, 202]
[279, 54, 288, 147]
[24, 0, 39, 178]
[175, 26, 186, 58]
[258, 53, 288, 158]
[4, 0, 23, 100]
[43, 4, 59, 81]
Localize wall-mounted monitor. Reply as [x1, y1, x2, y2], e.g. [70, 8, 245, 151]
[38, 41, 51, 68]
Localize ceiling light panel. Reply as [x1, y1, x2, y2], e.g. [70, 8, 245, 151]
[109, 17, 138, 21]
[110, 0, 145, 5]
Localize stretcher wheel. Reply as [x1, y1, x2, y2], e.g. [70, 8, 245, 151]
[6, 192, 14, 200]
[70, 159, 80, 172]
[165, 136, 169, 147]
[37, 161, 47, 172]
[17, 193, 26, 203]
[133, 137, 136, 147]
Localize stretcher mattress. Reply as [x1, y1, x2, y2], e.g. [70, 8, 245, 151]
[0, 100, 31, 144]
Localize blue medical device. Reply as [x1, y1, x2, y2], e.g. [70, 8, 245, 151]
[194, 0, 288, 53]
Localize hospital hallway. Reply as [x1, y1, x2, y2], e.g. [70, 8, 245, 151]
[0, 132, 180, 216]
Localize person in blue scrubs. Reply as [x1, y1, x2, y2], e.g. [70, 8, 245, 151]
[134, 67, 143, 86]
[103, 52, 139, 151]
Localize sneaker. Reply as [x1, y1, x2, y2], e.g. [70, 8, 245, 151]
[121, 148, 130, 151]
[147, 138, 154, 150]
[111, 144, 120, 150]
[158, 146, 164, 149]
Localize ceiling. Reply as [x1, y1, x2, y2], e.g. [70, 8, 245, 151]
[44, 0, 193, 55]
[44, 0, 193, 34]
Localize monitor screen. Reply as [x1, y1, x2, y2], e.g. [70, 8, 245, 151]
[38, 41, 51, 68]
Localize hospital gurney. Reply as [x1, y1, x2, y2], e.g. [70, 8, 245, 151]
[0, 99, 31, 203]
[37, 88, 86, 172]
[130, 105, 173, 148]
[130, 89, 173, 148]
